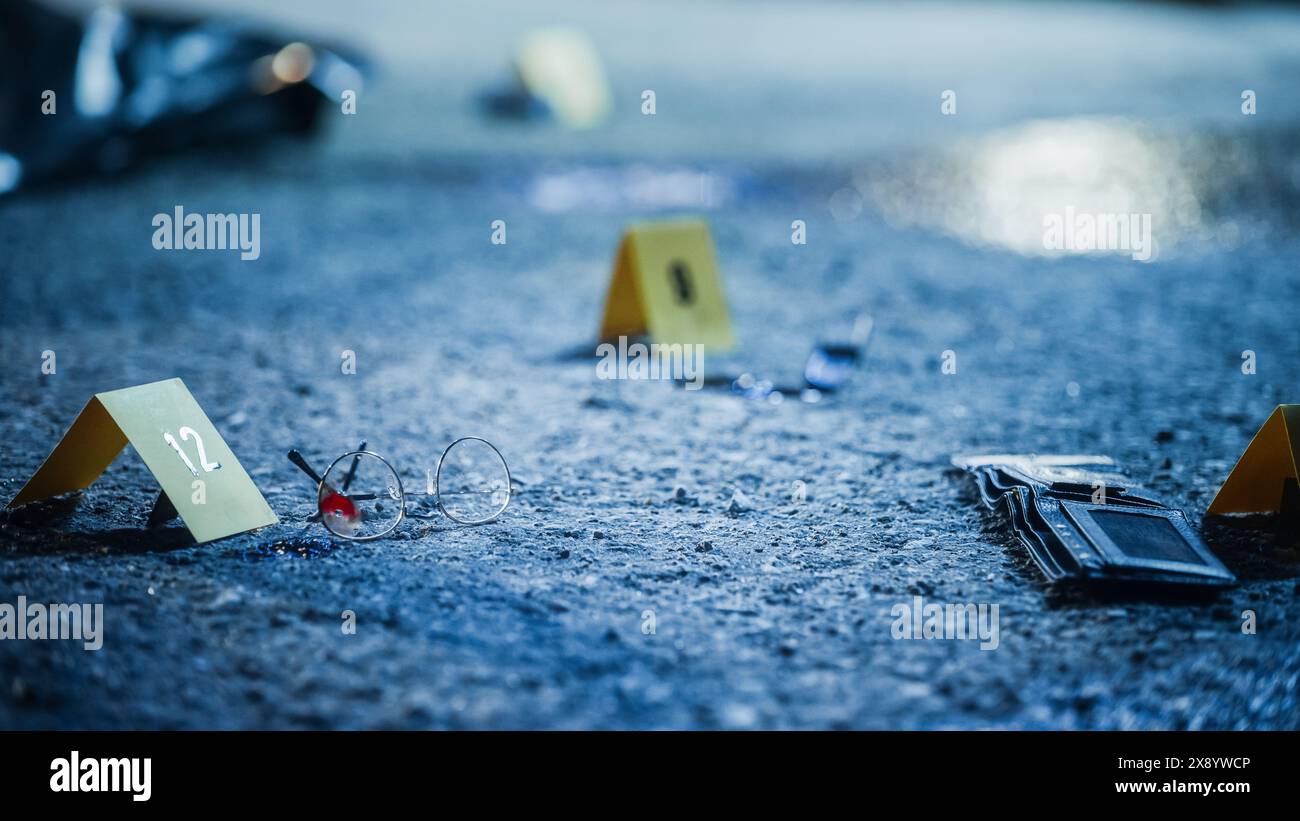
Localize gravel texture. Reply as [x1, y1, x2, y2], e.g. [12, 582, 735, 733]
[1, 0, 1298, 729]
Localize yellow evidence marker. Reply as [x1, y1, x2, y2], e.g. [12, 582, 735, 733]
[1207, 404, 1300, 515]
[6, 378, 277, 543]
[514, 27, 611, 129]
[599, 219, 736, 352]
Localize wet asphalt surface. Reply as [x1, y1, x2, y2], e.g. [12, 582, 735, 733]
[1, 0, 1299, 729]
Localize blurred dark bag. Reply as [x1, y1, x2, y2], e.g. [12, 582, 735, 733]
[0, 0, 363, 194]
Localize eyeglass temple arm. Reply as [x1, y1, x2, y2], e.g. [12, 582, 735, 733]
[340, 441, 366, 492]
[287, 450, 323, 485]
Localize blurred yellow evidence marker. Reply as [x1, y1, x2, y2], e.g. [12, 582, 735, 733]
[515, 27, 611, 129]
[1207, 405, 1300, 515]
[6, 378, 277, 543]
[600, 219, 736, 351]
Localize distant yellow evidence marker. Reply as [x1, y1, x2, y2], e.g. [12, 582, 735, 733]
[600, 219, 736, 352]
[515, 27, 611, 129]
[6, 378, 277, 543]
[1207, 404, 1300, 515]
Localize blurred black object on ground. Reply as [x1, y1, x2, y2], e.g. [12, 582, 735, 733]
[0, 0, 363, 195]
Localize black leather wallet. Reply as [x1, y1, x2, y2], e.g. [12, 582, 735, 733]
[952, 454, 1234, 587]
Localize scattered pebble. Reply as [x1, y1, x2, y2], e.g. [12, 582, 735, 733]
[670, 486, 698, 506]
[726, 489, 753, 516]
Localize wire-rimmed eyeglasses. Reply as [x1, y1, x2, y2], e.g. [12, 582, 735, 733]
[287, 437, 512, 540]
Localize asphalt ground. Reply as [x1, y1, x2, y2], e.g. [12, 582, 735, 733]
[1, 0, 1298, 728]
